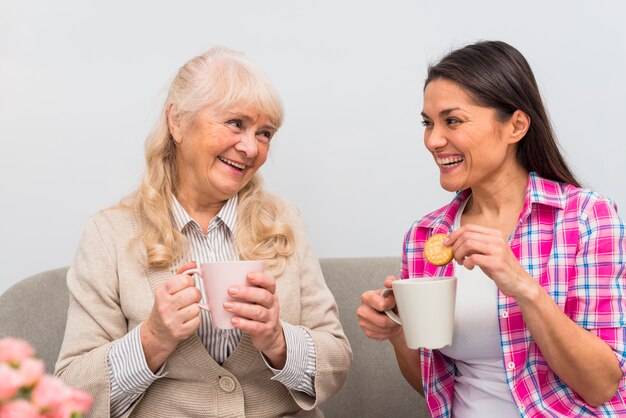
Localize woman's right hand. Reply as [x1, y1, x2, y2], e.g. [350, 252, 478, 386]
[141, 261, 202, 372]
[356, 276, 403, 344]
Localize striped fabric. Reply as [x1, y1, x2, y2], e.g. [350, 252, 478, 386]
[171, 194, 243, 365]
[401, 172, 626, 417]
[108, 195, 316, 417]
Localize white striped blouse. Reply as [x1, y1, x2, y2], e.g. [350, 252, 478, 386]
[107, 195, 317, 417]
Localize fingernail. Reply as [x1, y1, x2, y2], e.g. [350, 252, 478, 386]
[228, 286, 238, 295]
[223, 302, 233, 310]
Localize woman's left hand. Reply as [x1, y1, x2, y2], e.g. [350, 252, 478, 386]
[446, 224, 535, 299]
[223, 272, 287, 368]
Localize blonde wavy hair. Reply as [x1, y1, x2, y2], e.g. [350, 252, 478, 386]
[127, 47, 294, 274]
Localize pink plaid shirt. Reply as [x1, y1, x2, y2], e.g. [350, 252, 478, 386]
[401, 172, 626, 417]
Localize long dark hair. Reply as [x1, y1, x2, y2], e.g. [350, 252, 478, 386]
[425, 40, 581, 187]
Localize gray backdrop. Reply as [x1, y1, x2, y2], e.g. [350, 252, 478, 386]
[1, 0, 625, 294]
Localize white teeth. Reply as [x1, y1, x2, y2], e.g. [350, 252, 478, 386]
[218, 156, 246, 170]
[437, 156, 464, 166]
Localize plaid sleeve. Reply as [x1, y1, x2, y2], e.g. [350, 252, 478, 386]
[566, 195, 626, 362]
[566, 195, 626, 327]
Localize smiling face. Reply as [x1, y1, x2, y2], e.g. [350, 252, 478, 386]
[170, 102, 276, 207]
[421, 78, 526, 193]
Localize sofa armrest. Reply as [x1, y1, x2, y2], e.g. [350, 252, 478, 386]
[320, 257, 429, 418]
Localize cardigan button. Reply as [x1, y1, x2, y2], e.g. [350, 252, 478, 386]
[219, 376, 236, 393]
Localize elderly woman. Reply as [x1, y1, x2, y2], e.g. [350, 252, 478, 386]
[55, 47, 351, 417]
[357, 41, 626, 417]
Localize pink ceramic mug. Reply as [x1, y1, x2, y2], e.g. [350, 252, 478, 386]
[186, 260, 265, 329]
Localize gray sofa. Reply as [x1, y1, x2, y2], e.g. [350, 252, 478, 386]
[0, 258, 429, 417]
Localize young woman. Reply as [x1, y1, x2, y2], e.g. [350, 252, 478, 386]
[357, 40, 625, 417]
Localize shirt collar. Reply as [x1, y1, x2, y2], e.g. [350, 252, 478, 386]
[523, 171, 567, 210]
[415, 172, 567, 232]
[171, 194, 238, 233]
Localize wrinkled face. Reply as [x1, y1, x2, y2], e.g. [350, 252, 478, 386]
[421, 78, 516, 192]
[172, 102, 276, 204]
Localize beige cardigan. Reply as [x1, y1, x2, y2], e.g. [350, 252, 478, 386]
[55, 200, 351, 417]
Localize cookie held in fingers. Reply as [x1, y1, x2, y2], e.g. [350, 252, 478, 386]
[424, 233, 453, 266]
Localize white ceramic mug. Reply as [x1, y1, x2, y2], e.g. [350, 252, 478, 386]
[381, 277, 457, 349]
[185, 260, 265, 329]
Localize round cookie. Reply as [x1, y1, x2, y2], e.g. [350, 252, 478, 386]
[424, 233, 453, 266]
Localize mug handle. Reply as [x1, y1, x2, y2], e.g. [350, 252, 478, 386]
[182, 268, 210, 311]
[380, 288, 402, 325]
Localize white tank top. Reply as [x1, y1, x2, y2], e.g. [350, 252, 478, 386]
[438, 198, 520, 417]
